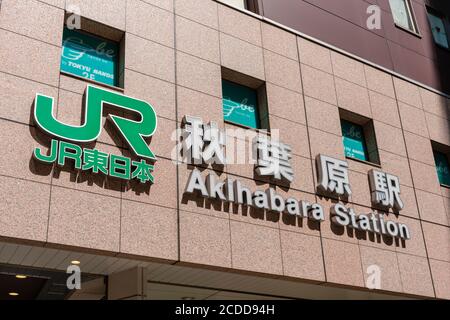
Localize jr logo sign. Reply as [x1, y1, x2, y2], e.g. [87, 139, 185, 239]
[33, 85, 158, 184]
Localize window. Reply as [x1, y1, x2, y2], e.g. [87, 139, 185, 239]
[222, 0, 247, 10]
[222, 80, 260, 129]
[341, 120, 369, 162]
[433, 150, 450, 186]
[340, 111, 379, 164]
[426, 7, 449, 49]
[389, 0, 418, 33]
[219, 0, 259, 13]
[61, 27, 120, 87]
[221, 68, 269, 130]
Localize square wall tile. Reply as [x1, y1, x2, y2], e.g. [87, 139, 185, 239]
[176, 16, 220, 64]
[122, 157, 178, 209]
[409, 160, 441, 195]
[0, 0, 64, 46]
[177, 86, 223, 124]
[125, 33, 175, 83]
[398, 185, 419, 219]
[322, 239, 364, 287]
[220, 33, 265, 80]
[0, 176, 50, 242]
[143, 0, 173, 12]
[298, 37, 332, 74]
[270, 116, 310, 159]
[218, 4, 261, 46]
[175, 0, 218, 29]
[0, 121, 52, 184]
[420, 88, 448, 120]
[335, 78, 371, 118]
[48, 187, 121, 252]
[373, 121, 406, 157]
[331, 52, 366, 86]
[425, 112, 450, 146]
[176, 51, 222, 98]
[369, 91, 401, 128]
[0, 30, 61, 87]
[230, 221, 283, 275]
[59, 74, 91, 94]
[280, 231, 325, 281]
[378, 151, 412, 187]
[262, 23, 298, 61]
[0, 72, 58, 125]
[305, 97, 341, 136]
[348, 170, 372, 208]
[124, 70, 176, 121]
[359, 246, 402, 293]
[143, 115, 177, 160]
[364, 65, 395, 98]
[430, 259, 450, 300]
[66, 0, 126, 30]
[264, 50, 302, 93]
[301, 64, 336, 105]
[397, 253, 434, 297]
[39, 0, 65, 8]
[403, 132, 435, 166]
[120, 200, 178, 261]
[415, 190, 448, 226]
[398, 102, 429, 138]
[388, 214, 425, 259]
[180, 211, 232, 268]
[267, 83, 306, 125]
[393, 78, 422, 109]
[287, 155, 315, 193]
[422, 222, 450, 262]
[126, 0, 174, 47]
[309, 128, 344, 161]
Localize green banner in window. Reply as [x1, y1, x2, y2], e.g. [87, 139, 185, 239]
[222, 80, 259, 129]
[61, 28, 119, 86]
[341, 120, 368, 161]
[434, 151, 450, 186]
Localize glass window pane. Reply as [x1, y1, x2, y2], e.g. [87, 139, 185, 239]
[434, 151, 450, 186]
[222, 80, 259, 129]
[341, 120, 369, 162]
[427, 11, 449, 48]
[222, 0, 247, 10]
[61, 28, 119, 86]
[389, 0, 415, 31]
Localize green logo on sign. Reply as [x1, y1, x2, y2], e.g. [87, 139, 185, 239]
[33, 85, 158, 183]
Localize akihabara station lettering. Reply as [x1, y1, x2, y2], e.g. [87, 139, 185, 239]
[185, 168, 411, 241]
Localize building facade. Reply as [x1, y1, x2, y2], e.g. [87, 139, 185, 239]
[0, 0, 449, 300]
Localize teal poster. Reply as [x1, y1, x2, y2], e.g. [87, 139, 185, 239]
[341, 120, 368, 161]
[434, 151, 450, 186]
[222, 80, 259, 129]
[61, 28, 118, 86]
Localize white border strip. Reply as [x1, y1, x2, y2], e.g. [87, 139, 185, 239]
[215, 0, 450, 99]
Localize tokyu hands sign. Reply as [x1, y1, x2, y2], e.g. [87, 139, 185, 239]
[33, 85, 158, 184]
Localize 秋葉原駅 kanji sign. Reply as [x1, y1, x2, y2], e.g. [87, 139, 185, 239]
[178, 116, 411, 241]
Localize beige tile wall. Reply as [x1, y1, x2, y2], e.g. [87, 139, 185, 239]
[0, 0, 449, 299]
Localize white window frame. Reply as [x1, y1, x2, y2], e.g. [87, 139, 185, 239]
[218, 0, 247, 11]
[389, 0, 420, 36]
